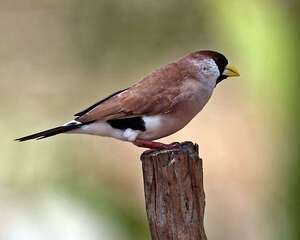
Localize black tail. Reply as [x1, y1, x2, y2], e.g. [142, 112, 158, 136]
[15, 122, 83, 142]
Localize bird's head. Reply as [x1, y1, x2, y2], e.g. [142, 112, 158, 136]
[183, 50, 240, 86]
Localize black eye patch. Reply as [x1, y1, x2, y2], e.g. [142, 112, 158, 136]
[213, 55, 228, 75]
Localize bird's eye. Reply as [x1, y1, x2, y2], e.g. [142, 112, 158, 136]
[202, 66, 209, 71]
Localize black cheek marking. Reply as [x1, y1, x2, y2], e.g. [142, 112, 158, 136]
[107, 117, 146, 131]
[216, 75, 228, 84]
[214, 55, 228, 75]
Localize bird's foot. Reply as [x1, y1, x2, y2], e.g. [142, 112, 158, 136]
[133, 140, 181, 150]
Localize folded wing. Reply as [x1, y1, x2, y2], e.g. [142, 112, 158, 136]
[75, 63, 185, 123]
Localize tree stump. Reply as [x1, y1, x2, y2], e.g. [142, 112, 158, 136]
[140, 141, 207, 240]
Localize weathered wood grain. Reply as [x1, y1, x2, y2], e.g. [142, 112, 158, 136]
[141, 142, 207, 240]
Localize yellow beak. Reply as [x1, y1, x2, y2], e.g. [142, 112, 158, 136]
[223, 63, 240, 77]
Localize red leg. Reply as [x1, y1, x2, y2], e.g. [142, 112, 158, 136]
[133, 139, 180, 150]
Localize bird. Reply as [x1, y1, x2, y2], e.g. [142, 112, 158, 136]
[15, 50, 240, 149]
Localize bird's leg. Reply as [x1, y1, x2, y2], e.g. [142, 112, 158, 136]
[133, 139, 180, 150]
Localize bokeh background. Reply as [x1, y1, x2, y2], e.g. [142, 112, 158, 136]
[1, 0, 299, 239]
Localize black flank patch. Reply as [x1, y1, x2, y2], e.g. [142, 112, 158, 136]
[107, 117, 146, 131]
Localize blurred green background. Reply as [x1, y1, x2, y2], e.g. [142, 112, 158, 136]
[1, 0, 299, 239]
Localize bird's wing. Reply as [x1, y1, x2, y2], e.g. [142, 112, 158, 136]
[74, 88, 128, 117]
[75, 63, 185, 123]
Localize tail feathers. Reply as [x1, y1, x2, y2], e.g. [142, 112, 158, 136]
[15, 122, 83, 142]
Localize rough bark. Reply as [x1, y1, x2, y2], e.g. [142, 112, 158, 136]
[140, 141, 207, 240]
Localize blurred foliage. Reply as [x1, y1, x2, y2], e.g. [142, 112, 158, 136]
[1, 0, 300, 239]
[61, 181, 149, 239]
[285, 3, 300, 240]
[69, 0, 209, 70]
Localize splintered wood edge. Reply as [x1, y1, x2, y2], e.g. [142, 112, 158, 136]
[140, 141, 199, 161]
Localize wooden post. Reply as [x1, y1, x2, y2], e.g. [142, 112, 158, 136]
[140, 141, 207, 240]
